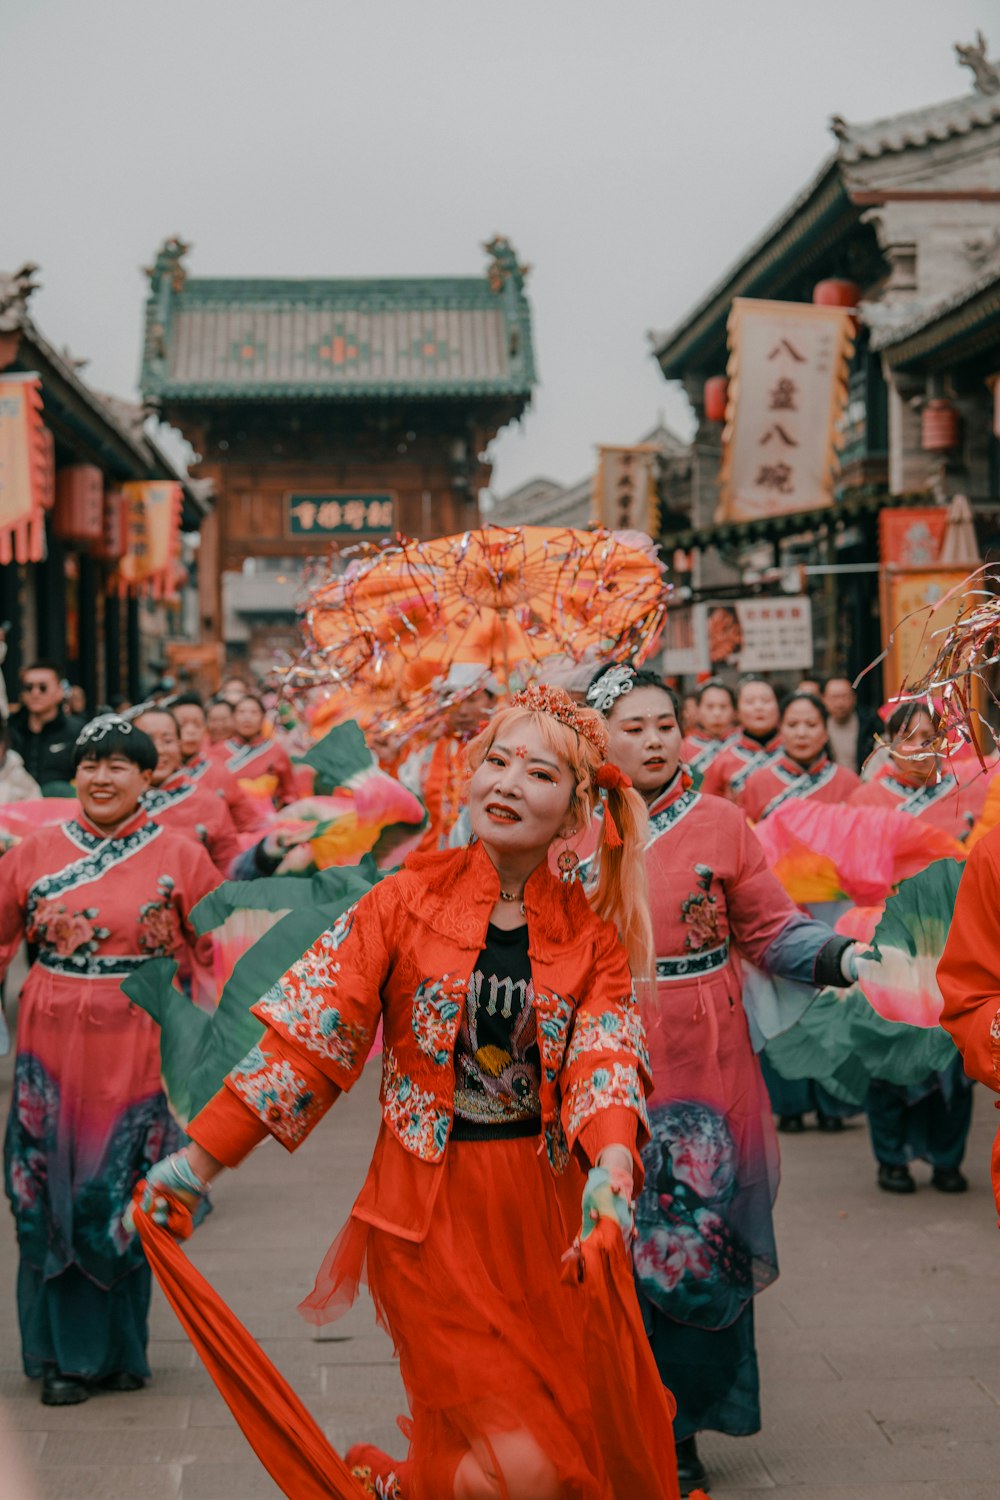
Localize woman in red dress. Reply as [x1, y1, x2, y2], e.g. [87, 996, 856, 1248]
[740, 693, 861, 824]
[679, 678, 737, 786]
[213, 695, 298, 809]
[1, 717, 219, 1405]
[700, 675, 782, 803]
[583, 666, 858, 1494]
[135, 686, 678, 1500]
[849, 701, 986, 839]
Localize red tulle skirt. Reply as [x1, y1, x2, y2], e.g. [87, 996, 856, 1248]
[306, 1135, 667, 1500]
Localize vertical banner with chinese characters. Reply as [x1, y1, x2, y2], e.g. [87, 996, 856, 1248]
[0, 374, 49, 565]
[592, 444, 660, 534]
[718, 299, 854, 522]
[116, 481, 182, 599]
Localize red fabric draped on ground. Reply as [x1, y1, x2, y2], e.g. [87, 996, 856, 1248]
[134, 1150, 689, 1500]
[563, 1215, 683, 1500]
[133, 1198, 365, 1500]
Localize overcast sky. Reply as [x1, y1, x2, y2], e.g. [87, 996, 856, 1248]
[3, 0, 993, 495]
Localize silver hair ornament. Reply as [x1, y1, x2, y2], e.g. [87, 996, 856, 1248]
[586, 666, 636, 714]
[75, 714, 135, 747]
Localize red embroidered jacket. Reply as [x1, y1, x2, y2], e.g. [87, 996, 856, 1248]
[190, 840, 652, 1238]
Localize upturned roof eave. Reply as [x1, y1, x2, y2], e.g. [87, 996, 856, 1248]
[146, 380, 536, 404]
[15, 318, 158, 477]
[651, 156, 854, 378]
[874, 268, 1000, 368]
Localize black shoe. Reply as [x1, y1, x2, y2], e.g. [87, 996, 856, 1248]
[931, 1167, 968, 1193]
[675, 1435, 709, 1492]
[877, 1163, 916, 1194]
[41, 1369, 89, 1406]
[777, 1114, 805, 1134]
[816, 1111, 844, 1133]
[99, 1370, 145, 1392]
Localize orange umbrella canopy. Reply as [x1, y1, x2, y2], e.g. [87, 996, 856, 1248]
[305, 526, 668, 686]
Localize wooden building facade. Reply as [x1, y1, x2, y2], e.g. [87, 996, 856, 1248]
[139, 236, 536, 656]
[649, 41, 1000, 698]
[0, 265, 208, 708]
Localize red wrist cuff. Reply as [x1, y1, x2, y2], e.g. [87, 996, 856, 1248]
[188, 1086, 270, 1168]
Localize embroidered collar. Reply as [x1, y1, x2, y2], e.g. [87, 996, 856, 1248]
[775, 752, 830, 780]
[143, 773, 198, 815]
[880, 769, 957, 813]
[759, 759, 838, 820]
[734, 729, 780, 758]
[646, 781, 700, 844]
[72, 806, 150, 843]
[686, 730, 738, 772]
[30, 813, 162, 909]
[400, 838, 596, 953]
[225, 737, 268, 772]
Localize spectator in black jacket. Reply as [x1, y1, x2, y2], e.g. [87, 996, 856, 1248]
[823, 675, 881, 775]
[7, 661, 85, 793]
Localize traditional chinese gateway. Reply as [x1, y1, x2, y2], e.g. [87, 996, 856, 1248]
[139, 237, 536, 664]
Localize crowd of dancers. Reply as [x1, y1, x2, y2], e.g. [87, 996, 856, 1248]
[1, 650, 998, 1499]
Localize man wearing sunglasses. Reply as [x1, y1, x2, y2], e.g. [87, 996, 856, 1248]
[8, 662, 86, 793]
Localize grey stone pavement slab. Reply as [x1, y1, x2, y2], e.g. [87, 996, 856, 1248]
[2, 1036, 999, 1498]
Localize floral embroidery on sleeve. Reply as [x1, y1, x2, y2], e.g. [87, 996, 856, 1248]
[565, 1003, 650, 1075]
[563, 1061, 650, 1144]
[228, 1044, 324, 1149]
[253, 905, 379, 1084]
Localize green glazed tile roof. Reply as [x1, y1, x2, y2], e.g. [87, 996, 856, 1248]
[140, 238, 536, 404]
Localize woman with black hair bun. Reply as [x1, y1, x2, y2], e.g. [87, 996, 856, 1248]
[0, 716, 220, 1407]
[740, 692, 861, 823]
[700, 675, 783, 803]
[848, 700, 987, 837]
[679, 678, 737, 786]
[582, 665, 860, 1494]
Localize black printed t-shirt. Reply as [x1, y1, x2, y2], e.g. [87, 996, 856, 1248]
[451, 921, 541, 1138]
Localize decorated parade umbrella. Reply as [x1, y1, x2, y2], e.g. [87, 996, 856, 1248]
[304, 525, 668, 688]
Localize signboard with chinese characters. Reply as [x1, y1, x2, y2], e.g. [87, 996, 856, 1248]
[285, 492, 396, 538]
[698, 595, 814, 673]
[878, 507, 947, 568]
[0, 374, 47, 565]
[880, 569, 970, 702]
[718, 299, 854, 522]
[591, 445, 659, 534]
[117, 481, 182, 599]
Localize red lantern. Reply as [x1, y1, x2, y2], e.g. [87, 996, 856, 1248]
[921, 399, 960, 453]
[54, 464, 104, 545]
[813, 279, 859, 310]
[703, 376, 728, 424]
[99, 490, 127, 562]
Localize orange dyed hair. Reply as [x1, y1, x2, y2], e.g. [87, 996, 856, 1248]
[466, 693, 655, 988]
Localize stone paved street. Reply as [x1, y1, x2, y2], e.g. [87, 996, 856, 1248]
[2, 1040, 999, 1499]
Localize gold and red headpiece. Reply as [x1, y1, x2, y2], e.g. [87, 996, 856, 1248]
[509, 683, 609, 758]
